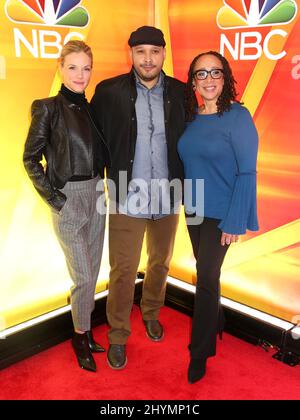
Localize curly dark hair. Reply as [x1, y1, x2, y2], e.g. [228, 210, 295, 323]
[185, 51, 240, 121]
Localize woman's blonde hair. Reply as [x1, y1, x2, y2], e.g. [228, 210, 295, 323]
[59, 40, 93, 67]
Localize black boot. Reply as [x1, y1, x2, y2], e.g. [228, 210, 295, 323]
[86, 330, 105, 353]
[188, 358, 207, 384]
[72, 332, 97, 372]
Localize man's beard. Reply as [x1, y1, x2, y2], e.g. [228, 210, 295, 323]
[135, 65, 160, 82]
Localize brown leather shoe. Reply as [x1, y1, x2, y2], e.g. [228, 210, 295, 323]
[107, 344, 127, 370]
[143, 320, 164, 342]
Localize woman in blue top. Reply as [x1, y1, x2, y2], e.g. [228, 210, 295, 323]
[178, 51, 259, 384]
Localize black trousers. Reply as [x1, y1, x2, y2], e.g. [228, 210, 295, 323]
[187, 217, 230, 360]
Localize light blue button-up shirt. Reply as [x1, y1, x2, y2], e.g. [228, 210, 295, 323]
[121, 72, 172, 219]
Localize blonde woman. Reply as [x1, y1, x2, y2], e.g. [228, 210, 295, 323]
[23, 41, 109, 372]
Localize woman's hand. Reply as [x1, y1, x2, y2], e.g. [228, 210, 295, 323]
[221, 232, 239, 246]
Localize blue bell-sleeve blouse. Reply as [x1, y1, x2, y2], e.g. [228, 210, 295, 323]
[177, 102, 259, 235]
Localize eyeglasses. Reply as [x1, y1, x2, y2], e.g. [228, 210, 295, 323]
[193, 69, 224, 80]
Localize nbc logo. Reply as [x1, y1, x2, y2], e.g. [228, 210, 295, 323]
[217, 0, 297, 29]
[218, 0, 298, 60]
[5, 0, 89, 58]
[5, 0, 89, 27]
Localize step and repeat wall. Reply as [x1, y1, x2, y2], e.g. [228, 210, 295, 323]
[0, 0, 299, 331]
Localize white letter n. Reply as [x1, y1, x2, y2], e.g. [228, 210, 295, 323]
[14, 28, 39, 58]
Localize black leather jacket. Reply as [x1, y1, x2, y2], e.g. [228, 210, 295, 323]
[90, 69, 186, 204]
[23, 93, 109, 212]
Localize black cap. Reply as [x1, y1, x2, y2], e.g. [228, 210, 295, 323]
[128, 26, 166, 47]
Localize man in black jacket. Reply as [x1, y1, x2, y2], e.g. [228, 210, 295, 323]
[91, 26, 185, 369]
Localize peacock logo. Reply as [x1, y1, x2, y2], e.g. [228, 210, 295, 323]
[5, 0, 89, 28]
[217, 0, 297, 29]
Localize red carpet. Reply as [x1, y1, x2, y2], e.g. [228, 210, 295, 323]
[0, 305, 299, 400]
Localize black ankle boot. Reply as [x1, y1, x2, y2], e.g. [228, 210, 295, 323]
[188, 358, 207, 384]
[86, 330, 105, 353]
[72, 332, 97, 372]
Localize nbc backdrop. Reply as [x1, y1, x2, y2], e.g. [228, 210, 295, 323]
[0, 0, 299, 332]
